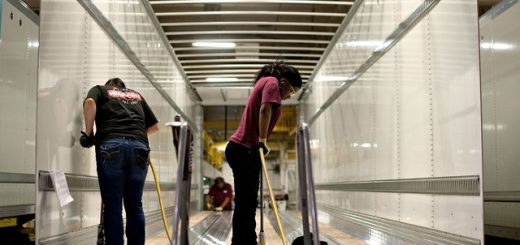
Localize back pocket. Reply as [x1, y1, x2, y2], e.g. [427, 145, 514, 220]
[136, 147, 150, 170]
[100, 145, 121, 167]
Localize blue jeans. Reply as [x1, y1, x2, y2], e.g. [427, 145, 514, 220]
[95, 137, 150, 245]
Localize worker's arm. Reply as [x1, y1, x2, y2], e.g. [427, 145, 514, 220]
[218, 197, 231, 209]
[258, 103, 272, 156]
[147, 123, 160, 135]
[83, 98, 96, 135]
[258, 103, 272, 139]
[205, 195, 213, 210]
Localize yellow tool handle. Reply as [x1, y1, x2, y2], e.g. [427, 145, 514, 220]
[149, 160, 173, 243]
[259, 148, 288, 245]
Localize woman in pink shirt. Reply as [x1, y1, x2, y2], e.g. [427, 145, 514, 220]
[225, 61, 302, 245]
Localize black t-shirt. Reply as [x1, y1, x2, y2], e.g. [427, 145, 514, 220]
[86, 85, 158, 145]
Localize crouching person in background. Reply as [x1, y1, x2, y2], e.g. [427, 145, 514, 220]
[205, 177, 233, 211]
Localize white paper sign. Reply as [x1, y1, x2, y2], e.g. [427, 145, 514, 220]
[49, 170, 74, 207]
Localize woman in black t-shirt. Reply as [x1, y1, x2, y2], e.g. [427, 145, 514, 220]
[80, 78, 159, 245]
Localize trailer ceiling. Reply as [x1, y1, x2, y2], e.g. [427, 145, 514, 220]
[149, 0, 353, 105]
[21, 0, 502, 105]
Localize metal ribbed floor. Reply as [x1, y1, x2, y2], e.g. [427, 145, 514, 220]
[190, 211, 232, 245]
[267, 211, 340, 245]
[147, 210, 366, 244]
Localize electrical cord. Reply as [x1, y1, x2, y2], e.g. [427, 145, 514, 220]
[149, 160, 173, 243]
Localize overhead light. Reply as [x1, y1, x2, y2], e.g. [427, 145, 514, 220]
[375, 40, 392, 52]
[192, 42, 236, 48]
[480, 42, 513, 50]
[27, 41, 39, 48]
[206, 77, 239, 82]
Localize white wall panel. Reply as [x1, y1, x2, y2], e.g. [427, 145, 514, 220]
[399, 194, 433, 228]
[480, 1, 520, 239]
[434, 195, 482, 237]
[0, 0, 39, 208]
[37, 0, 196, 241]
[302, 0, 482, 242]
[307, 0, 421, 114]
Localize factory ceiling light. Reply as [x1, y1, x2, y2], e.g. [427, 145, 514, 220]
[192, 41, 236, 48]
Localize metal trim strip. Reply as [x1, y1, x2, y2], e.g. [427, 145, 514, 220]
[319, 204, 481, 245]
[38, 170, 195, 192]
[182, 64, 315, 69]
[315, 175, 480, 195]
[192, 82, 251, 87]
[76, 0, 198, 130]
[188, 74, 310, 79]
[161, 21, 340, 27]
[484, 191, 520, 202]
[184, 69, 313, 74]
[155, 11, 346, 17]
[192, 78, 308, 83]
[188, 74, 254, 79]
[192, 81, 307, 87]
[178, 52, 321, 58]
[140, 0, 202, 102]
[151, 0, 354, 6]
[0, 172, 35, 184]
[175, 46, 326, 52]
[5, 0, 39, 25]
[166, 30, 335, 36]
[39, 207, 175, 244]
[180, 58, 318, 64]
[306, 0, 441, 124]
[0, 204, 35, 218]
[170, 38, 330, 44]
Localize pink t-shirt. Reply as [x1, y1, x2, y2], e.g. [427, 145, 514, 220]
[230, 76, 282, 149]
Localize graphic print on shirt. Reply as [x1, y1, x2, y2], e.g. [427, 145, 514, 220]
[107, 88, 142, 105]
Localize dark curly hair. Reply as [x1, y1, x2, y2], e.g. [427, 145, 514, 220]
[254, 61, 302, 88]
[105, 77, 126, 89]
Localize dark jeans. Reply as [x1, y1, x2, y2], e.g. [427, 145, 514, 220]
[225, 141, 261, 245]
[95, 137, 150, 245]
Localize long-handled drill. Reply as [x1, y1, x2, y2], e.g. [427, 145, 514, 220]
[259, 148, 288, 245]
[97, 202, 105, 245]
[258, 171, 265, 245]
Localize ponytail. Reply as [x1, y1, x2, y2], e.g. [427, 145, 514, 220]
[254, 60, 302, 88]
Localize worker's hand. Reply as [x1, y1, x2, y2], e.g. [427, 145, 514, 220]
[79, 131, 95, 148]
[258, 138, 270, 157]
[206, 203, 214, 210]
[215, 207, 223, 212]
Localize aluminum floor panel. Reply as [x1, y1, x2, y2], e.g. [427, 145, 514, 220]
[190, 211, 232, 245]
[267, 210, 341, 245]
[147, 209, 368, 244]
